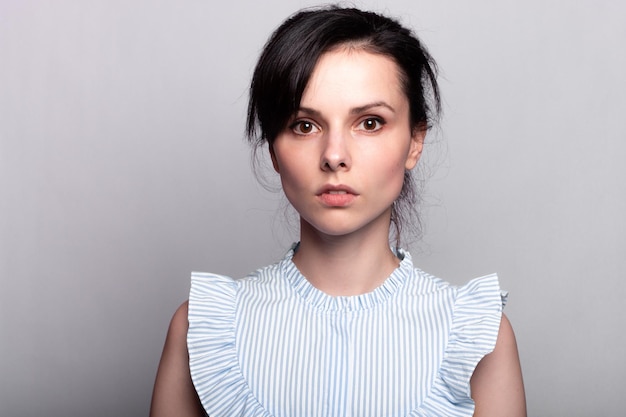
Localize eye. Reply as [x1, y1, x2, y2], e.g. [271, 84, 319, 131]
[290, 120, 320, 135]
[357, 117, 385, 132]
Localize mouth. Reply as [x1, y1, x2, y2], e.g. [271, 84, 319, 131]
[317, 184, 358, 196]
[317, 185, 358, 207]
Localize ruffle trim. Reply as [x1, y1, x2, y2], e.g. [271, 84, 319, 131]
[282, 245, 414, 312]
[188, 270, 506, 417]
[188, 272, 272, 416]
[411, 273, 507, 416]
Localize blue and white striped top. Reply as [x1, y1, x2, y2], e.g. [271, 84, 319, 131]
[188, 245, 507, 417]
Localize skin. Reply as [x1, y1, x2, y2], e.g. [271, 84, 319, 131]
[150, 48, 527, 416]
[150, 302, 204, 417]
[270, 48, 424, 296]
[471, 314, 527, 416]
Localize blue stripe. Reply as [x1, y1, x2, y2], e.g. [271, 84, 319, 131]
[188, 247, 506, 417]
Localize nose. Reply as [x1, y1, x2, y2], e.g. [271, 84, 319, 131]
[320, 129, 351, 171]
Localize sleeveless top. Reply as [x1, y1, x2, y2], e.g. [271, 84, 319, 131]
[187, 245, 507, 417]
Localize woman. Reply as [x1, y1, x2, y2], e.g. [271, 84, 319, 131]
[150, 6, 526, 417]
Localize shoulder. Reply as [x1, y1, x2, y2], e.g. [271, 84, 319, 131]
[150, 301, 205, 417]
[158, 301, 189, 358]
[470, 313, 527, 416]
[168, 300, 189, 337]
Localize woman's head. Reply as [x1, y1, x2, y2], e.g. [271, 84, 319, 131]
[247, 6, 441, 244]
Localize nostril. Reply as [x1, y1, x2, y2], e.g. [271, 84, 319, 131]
[320, 154, 349, 171]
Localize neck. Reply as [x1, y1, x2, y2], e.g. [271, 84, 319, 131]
[293, 217, 400, 296]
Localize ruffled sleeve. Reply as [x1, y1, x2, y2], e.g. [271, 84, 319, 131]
[187, 272, 272, 417]
[414, 273, 507, 416]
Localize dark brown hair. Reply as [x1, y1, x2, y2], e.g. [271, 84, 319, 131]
[247, 5, 441, 244]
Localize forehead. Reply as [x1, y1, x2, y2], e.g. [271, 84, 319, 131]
[301, 48, 406, 107]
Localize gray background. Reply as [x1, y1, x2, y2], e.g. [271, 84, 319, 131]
[1, 0, 624, 416]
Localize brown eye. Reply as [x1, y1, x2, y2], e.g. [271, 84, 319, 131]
[364, 119, 377, 130]
[359, 117, 385, 132]
[290, 120, 319, 135]
[299, 122, 313, 133]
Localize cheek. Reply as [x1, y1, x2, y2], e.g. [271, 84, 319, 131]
[272, 144, 300, 181]
[361, 158, 405, 202]
[390, 162, 408, 189]
[376, 152, 410, 197]
[383, 150, 410, 178]
[275, 153, 311, 196]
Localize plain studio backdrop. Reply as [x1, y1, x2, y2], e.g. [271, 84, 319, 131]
[1, 1, 624, 416]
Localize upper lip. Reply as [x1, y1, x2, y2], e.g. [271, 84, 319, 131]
[316, 184, 359, 195]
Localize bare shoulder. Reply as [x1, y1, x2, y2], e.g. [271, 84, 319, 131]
[169, 300, 190, 338]
[150, 301, 205, 417]
[470, 313, 527, 417]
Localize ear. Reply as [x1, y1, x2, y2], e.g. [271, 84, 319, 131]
[269, 143, 280, 173]
[405, 125, 426, 170]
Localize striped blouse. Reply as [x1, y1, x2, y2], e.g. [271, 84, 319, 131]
[188, 245, 507, 417]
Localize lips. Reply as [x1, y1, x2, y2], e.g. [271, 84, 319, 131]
[317, 184, 358, 207]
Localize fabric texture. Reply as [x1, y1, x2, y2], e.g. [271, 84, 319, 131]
[188, 245, 507, 417]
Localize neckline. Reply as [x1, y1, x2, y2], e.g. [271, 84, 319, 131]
[280, 243, 413, 312]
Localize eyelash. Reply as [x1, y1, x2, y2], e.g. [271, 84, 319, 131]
[288, 117, 387, 136]
[290, 120, 319, 135]
[358, 117, 386, 132]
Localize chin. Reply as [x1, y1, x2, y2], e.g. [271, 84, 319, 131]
[301, 214, 390, 239]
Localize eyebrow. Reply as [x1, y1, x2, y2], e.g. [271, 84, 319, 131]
[350, 101, 396, 115]
[298, 101, 396, 117]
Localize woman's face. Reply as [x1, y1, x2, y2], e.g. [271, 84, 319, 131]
[271, 48, 424, 239]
